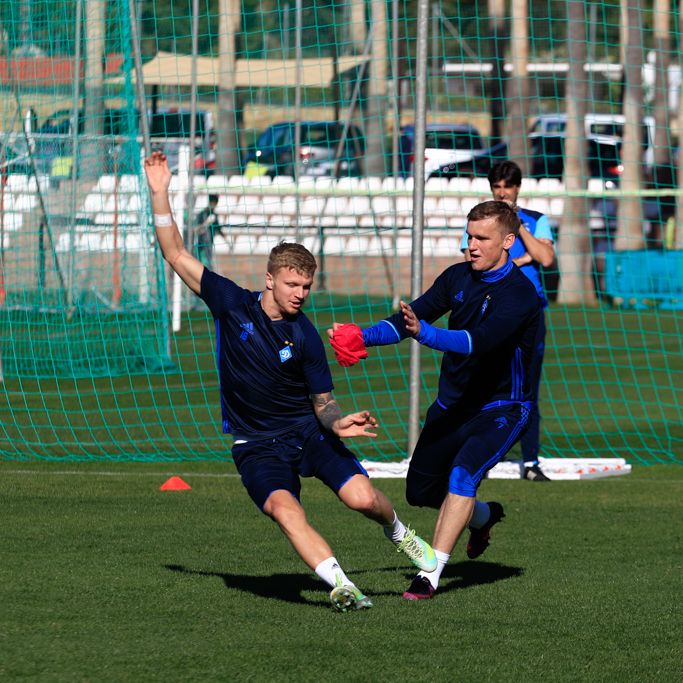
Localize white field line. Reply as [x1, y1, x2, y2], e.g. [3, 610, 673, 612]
[1, 469, 240, 478]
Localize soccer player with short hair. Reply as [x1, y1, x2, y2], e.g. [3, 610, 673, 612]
[329, 200, 542, 599]
[461, 160, 556, 481]
[144, 151, 435, 613]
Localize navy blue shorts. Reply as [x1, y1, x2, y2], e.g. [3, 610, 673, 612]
[406, 401, 530, 508]
[231, 422, 368, 510]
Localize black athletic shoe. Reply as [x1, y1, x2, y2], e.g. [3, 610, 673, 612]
[466, 501, 505, 559]
[402, 575, 436, 600]
[524, 464, 551, 481]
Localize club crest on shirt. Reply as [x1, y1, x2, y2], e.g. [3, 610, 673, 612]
[481, 294, 491, 316]
[454, 290, 464, 302]
[279, 341, 294, 363]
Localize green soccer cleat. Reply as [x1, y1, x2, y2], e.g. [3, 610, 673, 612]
[329, 585, 373, 613]
[395, 527, 437, 572]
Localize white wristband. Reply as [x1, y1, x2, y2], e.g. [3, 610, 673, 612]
[154, 213, 173, 227]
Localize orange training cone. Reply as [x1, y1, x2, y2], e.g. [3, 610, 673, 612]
[160, 476, 192, 491]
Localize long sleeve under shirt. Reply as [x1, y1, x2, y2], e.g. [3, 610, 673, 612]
[460, 206, 553, 307]
[199, 269, 333, 440]
[366, 261, 541, 412]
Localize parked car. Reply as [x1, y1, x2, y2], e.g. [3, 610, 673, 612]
[0, 139, 33, 175]
[429, 135, 624, 181]
[399, 123, 487, 178]
[39, 107, 140, 137]
[529, 113, 656, 170]
[529, 135, 624, 180]
[149, 107, 215, 173]
[243, 121, 365, 177]
[35, 107, 141, 174]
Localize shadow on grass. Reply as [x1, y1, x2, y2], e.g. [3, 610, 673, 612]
[164, 560, 523, 605]
[347, 561, 523, 597]
[436, 560, 524, 595]
[164, 564, 328, 607]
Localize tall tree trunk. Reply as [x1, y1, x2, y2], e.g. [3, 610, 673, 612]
[364, 0, 388, 175]
[487, 0, 507, 144]
[216, 0, 241, 176]
[615, 0, 645, 250]
[651, 0, 671, 169]
[505, 0, 529, 174]
[677, 3, 683, 248]
[349, 0, 367, 55]
[83, 0, 105, 179]
[558, 0, 594, 305]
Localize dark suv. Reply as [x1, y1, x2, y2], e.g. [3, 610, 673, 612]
[149, 108, 215, 173]
[35, 107, 141, 174]
[244, 121, 365, 177]
[429, 135, 624, 181]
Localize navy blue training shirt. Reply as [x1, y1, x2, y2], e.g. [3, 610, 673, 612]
[461, 206, 553, 307]
[369, 261, 541, 411]
[200, 269, 333, 440]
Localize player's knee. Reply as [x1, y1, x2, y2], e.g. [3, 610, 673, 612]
[263, 492, 305, 528]
[448, 466, 478, 498]
[405, 486, 423, 507]
[339, 475, 378, 514]
[405, 474, 442, 509]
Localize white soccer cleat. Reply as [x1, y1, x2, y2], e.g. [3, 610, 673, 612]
[329, 585, 373, 612]
[395, 527, 438, 572]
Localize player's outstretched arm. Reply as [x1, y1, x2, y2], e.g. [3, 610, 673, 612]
[402, 300, 472, 354]
[327, 315, 408, 367]
[326, 322, 369, 367]
[312, 392, 378, 438]
[144, 151, 204, 294]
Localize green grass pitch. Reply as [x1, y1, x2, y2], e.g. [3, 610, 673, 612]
[2, 461, 681, 681]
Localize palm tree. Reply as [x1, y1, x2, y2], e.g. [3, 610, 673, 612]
[614, 0, 645, 251]
[649, 0, 673, 249]
[216, 0, 241, 175]
[348, 0, 367, 55]
[365, 0, 388, 176]
[558, 0, 594, 304]
[677, 2, 683, 248]
[505, 0, 529, 174]
[83, 0, 105, 179]
[651, 0, 671, 170]
[487, 0, 507, 145]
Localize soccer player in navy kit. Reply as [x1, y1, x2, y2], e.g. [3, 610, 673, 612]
[144, 151, 435, 613]
[461, 160, 555, 482]
[329, 200, 542, 599]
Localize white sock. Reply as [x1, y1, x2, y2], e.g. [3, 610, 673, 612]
[383, 511, 408, 544]
[314, 556, 354, 589]
[418, 550, 450, 589]
[469, 500, 491, 530]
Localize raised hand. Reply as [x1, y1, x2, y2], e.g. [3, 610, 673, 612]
[143, 151, 172, 195]
[327, 322, 368, 367]
[400, 300, 421, 337]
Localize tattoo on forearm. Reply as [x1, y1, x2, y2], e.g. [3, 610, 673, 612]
[312, 393, 342, 431]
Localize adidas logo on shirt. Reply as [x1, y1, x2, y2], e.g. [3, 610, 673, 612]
[240, 322, 254, 341]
